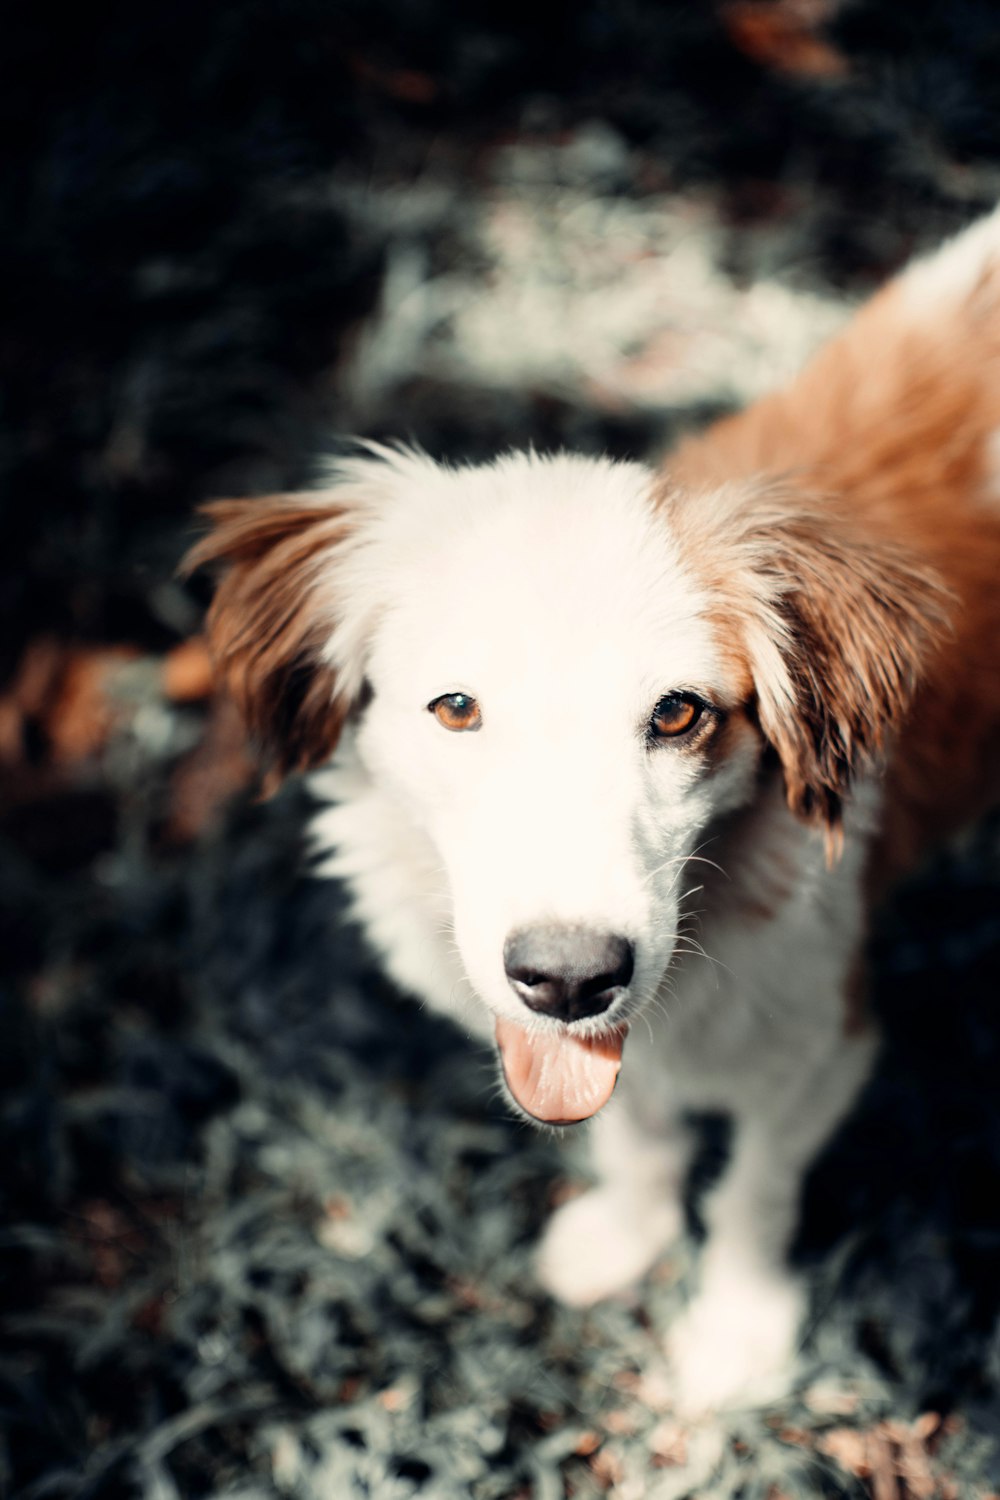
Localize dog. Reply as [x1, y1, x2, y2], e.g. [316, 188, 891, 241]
[185, 208, 1000, 1412]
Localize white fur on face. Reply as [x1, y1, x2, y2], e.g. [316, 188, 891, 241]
[316, 450, 761, 1029]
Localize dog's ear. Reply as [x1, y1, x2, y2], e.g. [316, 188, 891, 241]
[670, 483, 952, 849]
[181, 495, 356, 791]
[751, 508, 951, 845]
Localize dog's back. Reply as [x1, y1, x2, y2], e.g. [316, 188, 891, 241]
[670, 211, 1000, 878]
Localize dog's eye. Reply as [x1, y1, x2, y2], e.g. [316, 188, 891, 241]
[429, 692, 482, 732]
[649, 693, 703, 740]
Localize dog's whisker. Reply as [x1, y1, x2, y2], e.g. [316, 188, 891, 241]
[677, 851, 729, 880]
[640, 845, 729, 894]
[676, 883, 704, 906]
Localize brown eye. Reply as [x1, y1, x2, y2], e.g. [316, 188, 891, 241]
[649, 693, 703, 740]
[430, 692, 482, 732]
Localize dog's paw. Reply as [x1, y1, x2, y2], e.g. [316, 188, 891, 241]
[667, 1269, 804, 1416]
[535, 1186, 682, 1307]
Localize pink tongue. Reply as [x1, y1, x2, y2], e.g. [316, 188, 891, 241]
[495, 1017, 627, 1124]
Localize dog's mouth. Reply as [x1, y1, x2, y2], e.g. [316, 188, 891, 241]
[494, 1017, 628, 1125]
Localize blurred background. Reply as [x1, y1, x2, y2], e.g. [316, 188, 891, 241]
[4, 2, 1000, 1496]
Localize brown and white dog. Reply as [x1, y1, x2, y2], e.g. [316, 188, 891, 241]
[186, 210, 1000, 1411]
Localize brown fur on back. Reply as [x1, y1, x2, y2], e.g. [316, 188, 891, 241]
[668, 268, 1000, 880]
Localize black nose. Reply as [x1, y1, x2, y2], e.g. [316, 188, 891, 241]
[503, 925, 634, 1023]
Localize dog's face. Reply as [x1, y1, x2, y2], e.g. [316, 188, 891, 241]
[187, 447, 945, 1123]
[350, 457, 758, 1037]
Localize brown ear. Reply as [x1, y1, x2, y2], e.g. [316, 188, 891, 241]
[753, 510, 951, 843]
[181, 495, 354, 790]
[668, 482, 952, 846]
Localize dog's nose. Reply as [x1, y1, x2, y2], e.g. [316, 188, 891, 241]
[503, 925, 634, 1023]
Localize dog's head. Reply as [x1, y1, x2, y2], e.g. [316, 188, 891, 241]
[185, 446, 946, 1123]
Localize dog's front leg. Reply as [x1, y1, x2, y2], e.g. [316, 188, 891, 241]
[535, 1095, 693, 1307]
[667, 1027, 877, 1414]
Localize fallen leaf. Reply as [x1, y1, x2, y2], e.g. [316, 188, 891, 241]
[604, 1408, 639, 1437]
[0, 638, 137, 768]
[722, 0, 847, 78]
[777, 1427, 815, 1449]
[818, 1426, 872, 1477]
[588, 1446, 623, 1489]
[649, 1417, 688, 1467]
[163, 636, 214, 702]
[48, 646, 138, 762]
